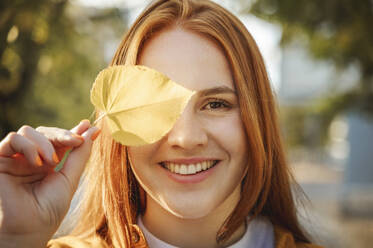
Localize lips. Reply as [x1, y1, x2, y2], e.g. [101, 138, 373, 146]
[159, 160, 220, 175]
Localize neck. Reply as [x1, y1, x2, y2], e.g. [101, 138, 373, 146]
[141, 186, 246, 248]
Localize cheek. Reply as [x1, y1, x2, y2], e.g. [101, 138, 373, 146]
[203, 113, 249, 183]
[128, 143, 159, 165]
[127, 144, 159, 183]
[203, 113, 248, 156]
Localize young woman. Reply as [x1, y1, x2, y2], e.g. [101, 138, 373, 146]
[0, 0, 324, 247]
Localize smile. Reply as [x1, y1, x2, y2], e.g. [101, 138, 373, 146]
[160, 160, 219, 175]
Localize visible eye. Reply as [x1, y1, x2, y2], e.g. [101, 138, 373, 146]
[202, 98, 232, 111]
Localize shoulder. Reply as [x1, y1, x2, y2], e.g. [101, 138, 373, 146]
[273, 225, 324, 248]
[47, 235, 109, 248]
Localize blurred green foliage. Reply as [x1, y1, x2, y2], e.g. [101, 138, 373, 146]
[0, 0, 126, 138]
[249, 0, 373, 147]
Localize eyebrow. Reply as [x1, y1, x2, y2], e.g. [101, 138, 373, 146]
[198, 86, 237, 97]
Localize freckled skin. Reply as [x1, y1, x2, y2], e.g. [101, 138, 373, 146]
[128, 26, 249, 246]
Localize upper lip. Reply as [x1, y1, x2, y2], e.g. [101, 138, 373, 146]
[160, 158, 220, 164]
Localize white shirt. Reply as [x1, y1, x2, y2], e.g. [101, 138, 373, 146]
[137, 216, 274, 248]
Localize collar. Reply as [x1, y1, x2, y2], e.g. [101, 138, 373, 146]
[136, 216, 274, 248]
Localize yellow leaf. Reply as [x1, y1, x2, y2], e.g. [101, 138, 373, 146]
[90, 65, 195, 146]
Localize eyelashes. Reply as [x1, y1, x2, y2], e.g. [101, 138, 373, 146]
[202, 98, 233, 111]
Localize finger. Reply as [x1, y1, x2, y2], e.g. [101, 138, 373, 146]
[70, 119, 91, 135]
[17, 125, 59, 166]
[0, 154, 52, 175]
[36, 126, 85, 149]
[58, 126, 101, 192]
[0, 132, 43, 167]
[58, 119, 92, 153]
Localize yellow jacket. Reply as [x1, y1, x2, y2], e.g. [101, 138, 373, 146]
[273, 226, 323, 248]
[47, 225, 324, 248]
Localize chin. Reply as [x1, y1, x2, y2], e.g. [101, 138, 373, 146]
[162, 198, 217, 219]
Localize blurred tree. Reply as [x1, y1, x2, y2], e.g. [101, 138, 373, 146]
[247, 0, 373, 146]
[0, 0, 126, 138]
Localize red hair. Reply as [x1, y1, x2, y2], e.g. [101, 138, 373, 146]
[70, 0, 311, 247]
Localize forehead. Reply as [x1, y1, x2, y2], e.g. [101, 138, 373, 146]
[138, 27, 234, 92]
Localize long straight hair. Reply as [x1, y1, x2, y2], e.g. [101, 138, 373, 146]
[70, 0, 311, 247]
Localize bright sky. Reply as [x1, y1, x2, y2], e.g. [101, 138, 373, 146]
[74, 0, 282, 90]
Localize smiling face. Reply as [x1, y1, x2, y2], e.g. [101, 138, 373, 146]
[128, 26, 249, 219]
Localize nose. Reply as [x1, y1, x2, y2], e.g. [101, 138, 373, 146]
[166, 107, 208, 150]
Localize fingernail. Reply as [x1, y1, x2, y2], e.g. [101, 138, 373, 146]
[12, 153, 22, 159]
[91, 129, 101, 141]
[72, 133, 85, 142]
[80, 119, 90, 124]
[36, 155, 43, 166]
[52, 152, 60, 163]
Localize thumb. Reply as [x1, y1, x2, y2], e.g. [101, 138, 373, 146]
[58, 126, 101, 192]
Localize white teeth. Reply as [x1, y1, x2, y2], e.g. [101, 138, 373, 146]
[180, 165, 187, 174]
[196, 163, 201, 171]
[188, 165, 196, 174]
[162, 160, 217, 175]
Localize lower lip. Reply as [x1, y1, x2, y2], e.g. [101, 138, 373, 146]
[159, 161, 220, 184]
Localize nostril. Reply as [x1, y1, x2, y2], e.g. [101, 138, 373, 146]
[165, 115, 208, 149]
[166, 132, 208, 149]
